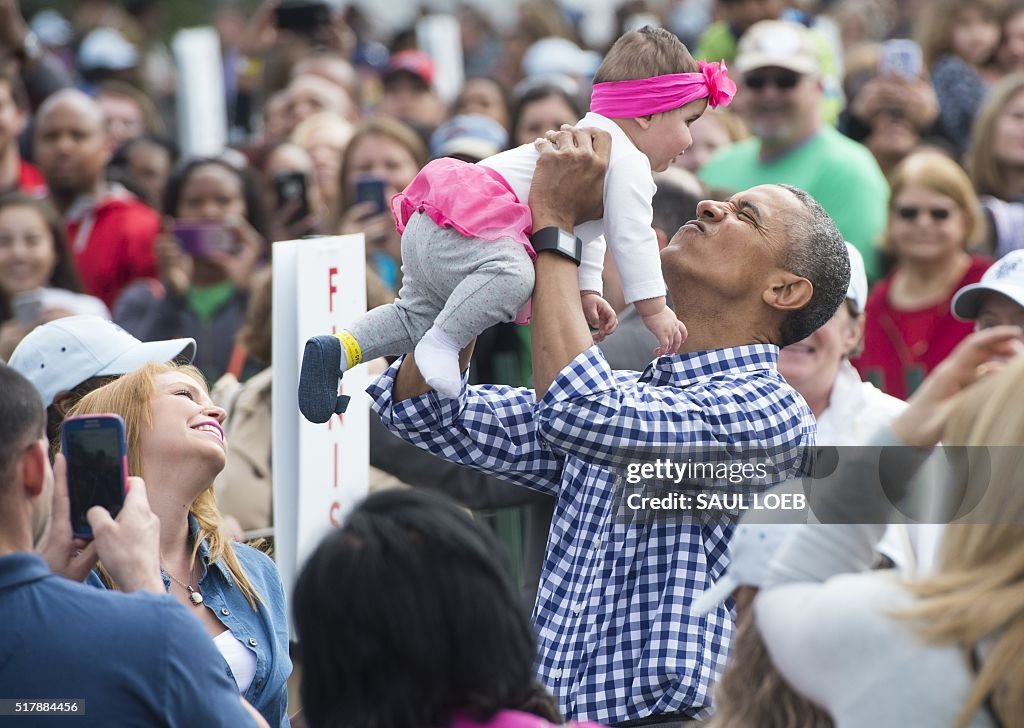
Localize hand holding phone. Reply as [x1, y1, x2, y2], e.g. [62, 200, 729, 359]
[87, 474, 164, 593]
[62, 414, 129, 540]
[354, 175, 389, 216]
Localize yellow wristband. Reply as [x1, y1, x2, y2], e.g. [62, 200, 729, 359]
[335, 332, 363, 368]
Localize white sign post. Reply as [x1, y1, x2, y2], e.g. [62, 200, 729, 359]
[417, 14, 464, 106]
[172, 27, 227, 158]
[272, 236, 369, 609]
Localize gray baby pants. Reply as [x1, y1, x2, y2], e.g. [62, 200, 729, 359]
[348, 211, 535, 359]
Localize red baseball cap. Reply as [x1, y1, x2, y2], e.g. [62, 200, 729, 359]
[384, 49, 435, 88]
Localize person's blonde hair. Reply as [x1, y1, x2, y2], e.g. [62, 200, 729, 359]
[707, 591, 832, 728]
[916, 0, 1006, 67]
[331, 116, 428, 229]
[68, 362, 263, 610]
[965, 72, 1024, 197]
[896, 353, 1024, 727]
[290, 110, 355, 150]
[882, 150, 986, 253]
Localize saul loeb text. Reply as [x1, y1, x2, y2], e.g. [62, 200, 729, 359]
[623, 457, 806, 514]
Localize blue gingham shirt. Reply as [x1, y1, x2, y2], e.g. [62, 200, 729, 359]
[369, 344, 815, 724]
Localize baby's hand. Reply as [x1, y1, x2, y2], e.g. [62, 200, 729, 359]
[641, 306, 687, 356]
[582, 292, 618, 342]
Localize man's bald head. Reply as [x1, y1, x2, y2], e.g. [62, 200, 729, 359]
[36, 89, 105, 131]
[34, 89, 110, 200]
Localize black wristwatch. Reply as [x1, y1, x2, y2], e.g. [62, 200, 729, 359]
[531, 226, 582, 266]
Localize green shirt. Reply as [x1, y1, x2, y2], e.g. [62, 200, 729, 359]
[699, 126, 889, 280]
[187, 279, 237, 321]
[695, 21, 738, 65]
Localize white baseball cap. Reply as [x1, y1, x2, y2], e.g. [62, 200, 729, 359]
[845, 242, 868, 315]
[691, 523, 801, 615]
[734, 20, 821, 77]
[952, 250, 1024, 321]
[77, 27, 139, 72]
[8, 316, 195, 408]
[521, 37, 602, 80]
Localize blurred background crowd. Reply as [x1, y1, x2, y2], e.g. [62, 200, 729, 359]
[6, 0, 1024, 592]
[6, 0, 1024, 726]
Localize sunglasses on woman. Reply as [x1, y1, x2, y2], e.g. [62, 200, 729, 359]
[895, 206, 953, 221]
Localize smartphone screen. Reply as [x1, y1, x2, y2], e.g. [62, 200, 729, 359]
[354, 177, 388, 215]
[173, 222, 241, 258]
[62, 415, 128, 539]
[274, 171, 311, 223]
[275, 1, 330, 32]
[878, 39, 922, 78]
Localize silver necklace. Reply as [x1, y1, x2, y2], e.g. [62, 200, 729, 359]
[162, 560, 204, 606]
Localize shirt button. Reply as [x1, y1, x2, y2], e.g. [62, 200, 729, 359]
[551, 669, 563, 679]
[221, 608, 230, 616]
[572, 602, 584, 614]
[594, 536, 602, 548]
[248, 638, 258, 647]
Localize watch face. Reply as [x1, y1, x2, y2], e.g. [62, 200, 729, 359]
[532, 226, 582, 264]
[557, 230, 577, 255]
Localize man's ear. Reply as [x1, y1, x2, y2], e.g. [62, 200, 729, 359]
[20, 439, 49, 498]
[762, 273, 813, 312]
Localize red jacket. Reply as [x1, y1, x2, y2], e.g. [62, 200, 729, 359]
[18, 160, 47, 196]
[65, 187, 160, 309]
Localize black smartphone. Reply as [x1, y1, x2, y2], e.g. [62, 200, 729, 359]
[62, 414, 129, 540]
[275, 0, 331, 32]
[354, 176, 388, 215]
[274, 171, 311, 224]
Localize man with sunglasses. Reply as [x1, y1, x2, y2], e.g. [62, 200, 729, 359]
[700, 20, 889, 280]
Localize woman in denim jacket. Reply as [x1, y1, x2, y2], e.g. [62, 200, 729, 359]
[73, 361, 291, 728]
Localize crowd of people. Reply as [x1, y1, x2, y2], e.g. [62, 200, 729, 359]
[2, 0, 1024, 726]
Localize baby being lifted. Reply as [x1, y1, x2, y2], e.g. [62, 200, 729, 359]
[299, 27, 736, 423]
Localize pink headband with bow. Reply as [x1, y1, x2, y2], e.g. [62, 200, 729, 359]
[589, 60, 737, 118]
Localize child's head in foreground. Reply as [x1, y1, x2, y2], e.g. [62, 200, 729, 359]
[591, 26, 736, 172]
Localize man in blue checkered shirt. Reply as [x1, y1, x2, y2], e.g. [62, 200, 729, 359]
[368, 128, 851, 726]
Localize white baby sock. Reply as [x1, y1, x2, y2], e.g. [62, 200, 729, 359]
[415, 326, 463, 399]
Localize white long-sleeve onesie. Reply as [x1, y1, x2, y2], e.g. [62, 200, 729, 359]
[479, 112, 667, 304]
